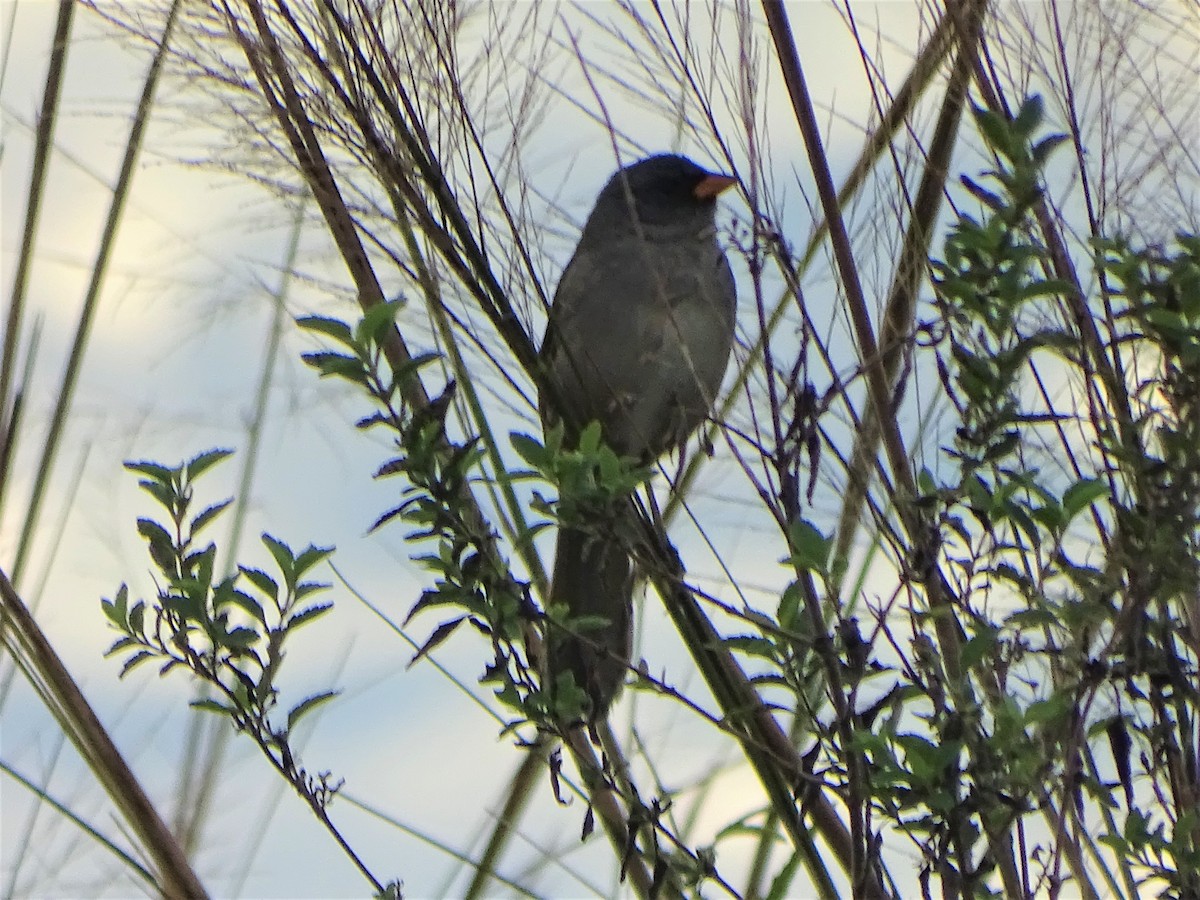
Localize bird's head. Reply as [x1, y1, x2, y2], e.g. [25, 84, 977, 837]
[584, 154, 737, 237]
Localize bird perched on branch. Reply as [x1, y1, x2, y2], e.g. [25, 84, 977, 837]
[540, 153, 738, 719]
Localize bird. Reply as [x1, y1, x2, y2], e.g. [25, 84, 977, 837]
[539, 153, 738, 719]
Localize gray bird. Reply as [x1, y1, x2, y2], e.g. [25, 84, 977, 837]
[540, 153, 738, 718]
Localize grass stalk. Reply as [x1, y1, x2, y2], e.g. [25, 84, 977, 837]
[0, 569, 206, 896]
[12, 0, 183, 584]
[0, 754, 157, 892]
[0, 0, 75, 515]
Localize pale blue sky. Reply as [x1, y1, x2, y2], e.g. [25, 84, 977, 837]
[2, 1, 1196, 897]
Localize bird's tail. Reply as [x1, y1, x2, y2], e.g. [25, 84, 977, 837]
[545, 523, 634, 719]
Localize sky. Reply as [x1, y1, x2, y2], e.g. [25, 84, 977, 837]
[1, 1, 1197, 898]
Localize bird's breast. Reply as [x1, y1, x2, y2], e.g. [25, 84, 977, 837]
[545, 231, 736, 456]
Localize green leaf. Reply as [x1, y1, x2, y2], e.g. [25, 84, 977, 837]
[120, 651, 157, 678]
[128, 601, 146, 635]
[225, 589, 267, 625]
[302, 351, 367, 382]
[185, 448, 234, 481]
[287, 690, 340, 730]
[1031, 134, 1070, 167]
[897, 733, 957, 785]
[190, 698, 236, 717]
[136, 518, 174, 551]
[1012, 94, 1045, 137]
[124, 460, 175, 484]
[723, 635, 777, 660]
[164, 589, 204, 623]
[262, 534, 296, 587]
[991, 562, 1033, 593]
[408, 617, 465, 667]
[102, 584, 129, 627]
[1062, 478, 1108, 520]
[578, 420, 604, 455]
[1030, 501, 1065, 533]
[786, 518, 831, 575]
[541, 421, 564, 456]
[138, 519, 178, 576]
[404, 588, 452, 624]
[296, 314, 354, 347]
[1026, 694, 1070, 727]
[294, 580, 331, 602]
[961, 629, 999, 669]
[190, 499, 233, 536]
[356, 412, 392, 431]
[550, 670, 590, 720]
[1005, 606, 1059, 628]
[370, 503, 411, 533]
[973, 104, 1016, 161]
[239, 567, 279, 602]
[916, 467, 939, 500]
[510, 431, 548, 471]
[777, 581, 802, 631]
[137, 479, 176, 514]
[849, 730, 891, 756]
[293, 545, 334, 578]
[221, 626, 260, 650]
[354, 299, 405, 345]
[188, 545, 217, 591]
[374, 457, 406, 480]
[390, 351, 441, 384]
[287, 602, 333, 630]
[105, 636, 139, 657]
[961, 175, 1006, 211]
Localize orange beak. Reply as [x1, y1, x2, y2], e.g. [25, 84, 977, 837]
[693, 172, 738, 200]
